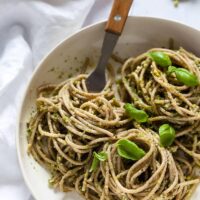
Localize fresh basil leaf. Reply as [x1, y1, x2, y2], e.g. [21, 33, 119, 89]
[149, 52, 172, 67]
[89, 151, 107, 172]
[168, 66, 199, 86]
[167, 66, 177, 74]
[159, 124, 175, 147]
[124, 103, 148, 123]
[93, 151, 107, 161]
[117, 139, 146, 160]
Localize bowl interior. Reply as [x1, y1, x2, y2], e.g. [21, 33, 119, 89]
[17, 16, 200, 200]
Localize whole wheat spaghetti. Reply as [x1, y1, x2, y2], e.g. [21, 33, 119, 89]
[27, 48, 200, 200]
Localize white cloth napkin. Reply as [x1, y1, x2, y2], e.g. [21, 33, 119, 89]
[0, 0, 200, 200]
[0, 1, 95, 199]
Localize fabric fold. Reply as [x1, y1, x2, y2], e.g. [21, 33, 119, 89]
[0, 1, 94, 199]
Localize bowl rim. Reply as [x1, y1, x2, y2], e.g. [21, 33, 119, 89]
[16, 16, 200, 200]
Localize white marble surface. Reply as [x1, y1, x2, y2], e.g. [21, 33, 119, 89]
[85, 0, 200, 30]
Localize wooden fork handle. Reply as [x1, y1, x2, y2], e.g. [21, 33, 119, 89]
[105, 0, 133, 35]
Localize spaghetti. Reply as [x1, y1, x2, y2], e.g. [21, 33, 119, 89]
[27, 48, 200, 200]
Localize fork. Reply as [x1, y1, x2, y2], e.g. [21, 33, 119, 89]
[86, 0, 133, 92]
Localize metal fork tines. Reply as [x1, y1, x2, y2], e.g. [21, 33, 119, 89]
[86, 32, 119, 92]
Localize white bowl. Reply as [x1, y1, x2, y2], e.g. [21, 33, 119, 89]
[17, 16, 200, 200]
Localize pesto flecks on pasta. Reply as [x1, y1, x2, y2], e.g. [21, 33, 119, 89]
[27, 48, 200, 200]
